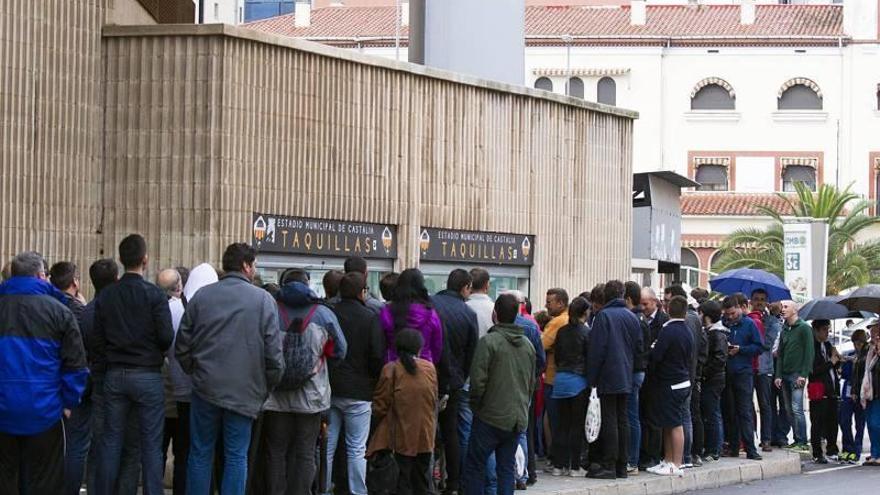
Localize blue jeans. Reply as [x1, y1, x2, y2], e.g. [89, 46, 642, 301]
[517, 432, 528, 483]
[839, 397, 866, 456]
[701, 380, 724, 456]
[64, 394, 92, 495]
[187, 393, 253, 495]
[87, 373, 141, 494]
[325, 398, 371, 495]
[459, 386, 497, 495]
[866, 400, 880, 460]
[781, 373, 808, 444]
[682, 391, 693, 463]
[755, 373, 773, 444]
[463, 418, 518, 495]
[726, 372, 758, 456]
[771, 383, 791, 444]
[627, 372, 645, 466]
[95, 368, 165, 495]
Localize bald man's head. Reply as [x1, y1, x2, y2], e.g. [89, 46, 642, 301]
[157, 269, 182, 299]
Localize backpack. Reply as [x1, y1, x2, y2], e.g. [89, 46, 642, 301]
[275, 302, 321, 391]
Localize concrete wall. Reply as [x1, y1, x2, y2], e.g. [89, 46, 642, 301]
[100, 25, 636, 297]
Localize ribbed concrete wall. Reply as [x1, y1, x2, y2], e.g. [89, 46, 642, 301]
[101, 25, 635, 296]
[0, 0, 105, 276]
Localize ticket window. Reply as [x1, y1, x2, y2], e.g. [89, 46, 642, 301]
[255, 253, 392, 300]
[419, 263, 531, 301]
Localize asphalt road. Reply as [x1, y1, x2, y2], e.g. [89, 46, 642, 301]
[688, 463, 880, 495]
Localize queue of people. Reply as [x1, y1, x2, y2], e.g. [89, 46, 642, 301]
[3, 234, 880, 495]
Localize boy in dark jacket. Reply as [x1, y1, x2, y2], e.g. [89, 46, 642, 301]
[699, 300, 728, 461]
[808, 320, 840, 463]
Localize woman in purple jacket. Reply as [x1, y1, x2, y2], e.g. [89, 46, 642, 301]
[380, 268, 443, 365]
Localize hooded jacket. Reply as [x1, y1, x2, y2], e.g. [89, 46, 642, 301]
[432, 289, 479, 392]
[0, 277, 89, 435]
[380, 302, 443, 365]
[587, 299, 642, 395]
[758, 312, 782, 375]
[469, 323, 536, 433]
[724, 313, 764, 375]
[775, 318, 815, 380]
[702, 320, 730, 384]
[175, 272, 284, 419]
[264, 281, 347, 414]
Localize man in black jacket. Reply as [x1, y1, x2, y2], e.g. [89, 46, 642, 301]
[94, 234, 174, 495]
[432, 269, 479, 495]
[639, 287, 668, 471]
[808, 320, 840, 463]
[699, 300, 728, 461]
[623, 282, 650, 474]
[326, 272, 386, 495]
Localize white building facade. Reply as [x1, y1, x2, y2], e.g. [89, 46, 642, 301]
[247, 0, 880, 288]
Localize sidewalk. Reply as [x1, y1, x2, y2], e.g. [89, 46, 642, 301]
[526, 450, 801, 495]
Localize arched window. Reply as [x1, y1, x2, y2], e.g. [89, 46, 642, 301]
[782, 165, 817, 192]
[597, 77, 616, 106]
[691, 84, 736, 110]
[778, 78, 823, 110]
[567, 77, 584, 98]
[709, 250, 724, 274]
[695, 164, 728, 191]
[679, 248, 700, 288]
[534, 77, 553, 92]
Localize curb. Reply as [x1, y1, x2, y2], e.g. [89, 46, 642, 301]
[531, 453, 802, 495]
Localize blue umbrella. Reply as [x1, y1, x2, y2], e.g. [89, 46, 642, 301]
[709, 268, 792, 302]
[798, 295, 874, 321]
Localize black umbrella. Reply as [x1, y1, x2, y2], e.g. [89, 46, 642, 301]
[798, 295, 873, 321]
[838, 285, 880, 314]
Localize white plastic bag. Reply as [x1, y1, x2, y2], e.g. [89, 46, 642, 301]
[515, 444, 526, 479]
[585, 388, 601, 443]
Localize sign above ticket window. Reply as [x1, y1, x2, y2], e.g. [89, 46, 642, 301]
[252, 213, 397, 259]
[418, 227, 535, 266]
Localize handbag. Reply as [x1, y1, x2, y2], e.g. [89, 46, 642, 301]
[367, 367, 399, 494]
[585, 387, 601, 443]
[807, 380, 826, 401]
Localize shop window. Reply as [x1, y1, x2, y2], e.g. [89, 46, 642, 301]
[534, 77, 553, 92]
[679, 248, 700, 288]
[691, 84, 736, 110]
[567, 77, 584, 98]
[695, 164, 728, 191]
[782, 165, 816, 192]
[597, 77, 616, 106]
[778, 84, 823, 110]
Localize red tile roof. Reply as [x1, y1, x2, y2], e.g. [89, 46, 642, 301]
[681, 193, 796, 216]
[245, 5, 843, 43]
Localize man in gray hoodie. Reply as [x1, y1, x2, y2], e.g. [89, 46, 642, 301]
[175, 243, 284, 494]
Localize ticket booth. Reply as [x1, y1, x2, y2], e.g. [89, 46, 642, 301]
[251, 213, 397, 298]
[417, 227, 535, 300]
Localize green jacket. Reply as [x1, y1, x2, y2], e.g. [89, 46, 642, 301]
[775, 318, 814, 379]
[469, 323, 536, 433]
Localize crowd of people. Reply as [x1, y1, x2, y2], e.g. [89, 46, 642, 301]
[2, 234, 880, 495]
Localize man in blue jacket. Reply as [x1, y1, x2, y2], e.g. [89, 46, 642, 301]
[721, 295, 764, 460]
[587, 280, 643, 479]
[0, 251, 89, 493]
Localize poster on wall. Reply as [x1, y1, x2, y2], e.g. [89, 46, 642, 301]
[418, 227, 535, 266]
[252, 213, 397, 259]
[783, 220, 828, 303]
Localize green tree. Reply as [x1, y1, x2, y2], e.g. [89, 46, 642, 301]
[714, 183, 880, 295]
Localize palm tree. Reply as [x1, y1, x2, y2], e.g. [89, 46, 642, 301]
[713, 183, 880, 295]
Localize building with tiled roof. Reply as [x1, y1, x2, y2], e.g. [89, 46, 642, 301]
[243, 0, 880, 289]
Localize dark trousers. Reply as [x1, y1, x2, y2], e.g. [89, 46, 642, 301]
[462, 417, 518, 495]
[839, 397, 866, 456]
[755, 374, 773, 445]
[725, 372, 758, 456]
[162, 402, 191, 495]
[87, 373, 141, 495]
[0, 421, 64, 494]
[701, 380, 724, 457]
[438, 389, 463, 491]
[597, 394, 628, 471]
[95, 368, 165, 495]
[810, 398, 839, 458]
[639, 383, 662, 468]
[264, 410, 322, 495]
[552, 391, 588, 470]
[527, 398, 537, 480]
[690, 384, 704, 460]
[395, 453, 432, 495]
[64, 394, 92, 495]
[771, 383, 791, 445]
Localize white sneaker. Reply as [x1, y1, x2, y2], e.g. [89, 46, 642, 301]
[646, 461, 669, 475]
[568, 468, 584, 478]
[551, 467, 565, 477]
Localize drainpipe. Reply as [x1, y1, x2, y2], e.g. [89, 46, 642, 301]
[198, 0, 205, 23]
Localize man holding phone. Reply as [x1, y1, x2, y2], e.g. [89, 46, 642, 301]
[721, 295, 764, 460]
[774, 301, 814, 453]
